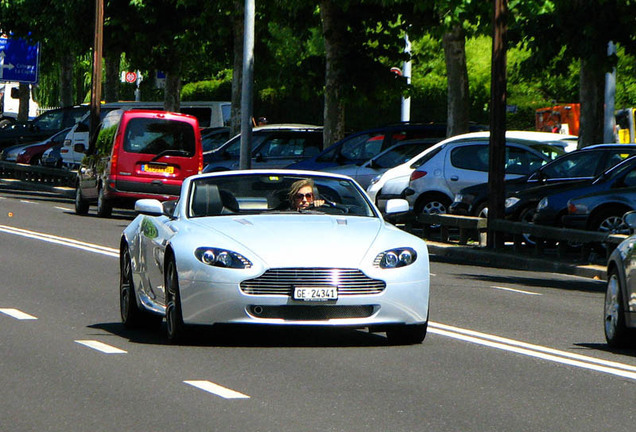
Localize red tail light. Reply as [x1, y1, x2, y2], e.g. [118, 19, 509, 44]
[410, 170, 427, 181]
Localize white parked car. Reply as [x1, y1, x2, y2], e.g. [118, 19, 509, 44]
[367, 131, 573, 211]
[120, 170, 430, 344]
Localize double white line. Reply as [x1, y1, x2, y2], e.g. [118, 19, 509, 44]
[430, 322, 636, 380]
[0, 224, 119, 258]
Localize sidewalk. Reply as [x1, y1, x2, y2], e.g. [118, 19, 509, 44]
[426, 240, 606, 280]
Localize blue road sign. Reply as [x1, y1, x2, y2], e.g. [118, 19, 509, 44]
[0, 37, 40, 84]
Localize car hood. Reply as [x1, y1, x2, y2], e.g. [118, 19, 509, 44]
[187, 214, 384, 267]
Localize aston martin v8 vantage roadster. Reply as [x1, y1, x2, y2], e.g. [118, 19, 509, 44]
[120, 170, 430, 344]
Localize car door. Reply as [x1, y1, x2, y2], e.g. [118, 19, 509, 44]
[444, 142, 548, 197]
[444, 142, 491, 195]
[138, 214, 175, 307]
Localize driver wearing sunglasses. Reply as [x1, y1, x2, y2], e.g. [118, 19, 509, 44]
[288, 178, 325, 210]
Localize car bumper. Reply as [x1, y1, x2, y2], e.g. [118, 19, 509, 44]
[561, 214, 588, 229]
[179, 270, 430, 327]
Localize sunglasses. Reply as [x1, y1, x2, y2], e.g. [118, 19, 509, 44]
[294, 192, 314, 200]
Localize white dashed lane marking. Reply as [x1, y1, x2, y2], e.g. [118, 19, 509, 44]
[0, 308, 38, 320]
[185, 380, 251, 399]
[75, 340, 127, 354]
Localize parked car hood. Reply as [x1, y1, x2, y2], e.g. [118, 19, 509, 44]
[187, 214, 383, 267]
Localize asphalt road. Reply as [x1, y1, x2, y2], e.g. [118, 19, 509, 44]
[1, 190, 635, 432]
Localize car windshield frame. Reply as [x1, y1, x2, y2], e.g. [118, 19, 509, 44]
[186, 173, 378, 218]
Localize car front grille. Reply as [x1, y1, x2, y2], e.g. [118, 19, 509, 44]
[240, 268, 386, 296]
[248, 305, 376, 320]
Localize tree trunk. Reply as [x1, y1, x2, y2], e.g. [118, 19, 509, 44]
[164, 59, 182, 112]
[320, 0, 346, 149]
[59, 54, 74, 107]
[443, 25, 470, 137]
[17, 83, 30, 122]
[231, 0, 244, 137]
[579, 57, 605, 147]
[103, 53, 121, 103]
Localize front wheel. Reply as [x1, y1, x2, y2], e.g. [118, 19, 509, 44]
[165, 258, 188, 343]
[120, 244, 162, 329]
[604, 269, 633, 347]
[386, 323, 428, 345]
[75, 185, 89, 215]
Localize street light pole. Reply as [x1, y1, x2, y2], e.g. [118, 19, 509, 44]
[239, 0, 255, 170]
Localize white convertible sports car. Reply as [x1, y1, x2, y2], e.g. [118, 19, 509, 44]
[120, 170, 430, 344]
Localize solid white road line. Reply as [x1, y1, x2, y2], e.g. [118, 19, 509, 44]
[75, 340, 127, 354]
[0, 224, 119, 258]
[491, 285, 542, 296]
[184, 380, 250, 399]
[0, 308, 37, 320]
[429, 322, 636, 380]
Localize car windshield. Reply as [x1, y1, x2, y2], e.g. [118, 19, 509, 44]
[187, 173, 376, 218]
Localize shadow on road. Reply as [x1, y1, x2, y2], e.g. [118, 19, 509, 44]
[89, 321, 401, 348]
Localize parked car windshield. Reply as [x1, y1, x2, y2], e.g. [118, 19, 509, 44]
[187, 173, 376, 218]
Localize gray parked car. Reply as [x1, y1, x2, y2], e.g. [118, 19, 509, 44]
[321, 138, 441, 189]
[203, 124, 323, 172]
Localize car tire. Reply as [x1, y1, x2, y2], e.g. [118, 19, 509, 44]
[74, 185, 89, 215]
[120, 244, 162, 329]
[604, 269, 634, 347]
[417, 196, 451, 229]
[474, 202, 488, 218]
[386, 322, 428, 345]
[592, 209, 629, 235]
[96, 186, 113, 218]
[165, 257, 188, 343]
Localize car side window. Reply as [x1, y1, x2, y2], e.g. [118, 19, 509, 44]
[334, 132, 384, 162]
[450, 145, 489, 172]
[623, 169, 636, 187]
[505, 147, 545, 175]
[34, 110, 64, 131]
[604, 151, 635, 171]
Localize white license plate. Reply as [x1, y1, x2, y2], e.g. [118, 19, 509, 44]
[293, 286, 338, 302]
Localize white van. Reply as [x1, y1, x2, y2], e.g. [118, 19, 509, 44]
[58, 101, 230, 169]
[0, 82, 39, 125]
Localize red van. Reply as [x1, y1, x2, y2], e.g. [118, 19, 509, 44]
[75, 109, 203, 217]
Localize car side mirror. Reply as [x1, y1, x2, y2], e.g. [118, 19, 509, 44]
[385, 198, 409, 215]
[255, 153, 264, 162]
[134, 199, 165, 216]
[74, 143, 86, 153]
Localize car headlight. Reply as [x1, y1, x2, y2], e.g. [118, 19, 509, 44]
[537, 197, 548, 211]
[374, 247, 417, 268]
[504, 197, 520, 208]
[195, 247, 252, 269]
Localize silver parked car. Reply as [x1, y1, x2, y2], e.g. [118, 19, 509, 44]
[120, 170, 431, 344]
[405, 138, 554, 217]
[605, 211, 636, 347]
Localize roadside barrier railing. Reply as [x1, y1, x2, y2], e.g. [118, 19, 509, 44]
[0, 161, 76, 189]
[410, 213, 627, 263]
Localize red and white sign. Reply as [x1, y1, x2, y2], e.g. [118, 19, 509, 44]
[124, 71, 137, 83]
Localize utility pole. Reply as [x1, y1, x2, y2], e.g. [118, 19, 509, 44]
[487, 0, 507, 249]
[239, 0, 255, 170]
[90, 0, 104, 143]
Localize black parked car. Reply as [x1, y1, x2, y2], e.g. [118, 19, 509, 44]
[0, 105, 88, 151]
[532, 155, 636, 228]
[562, 187, 636, 234]
[288, 122, 488, 171]
[450, 144, 636, 219]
